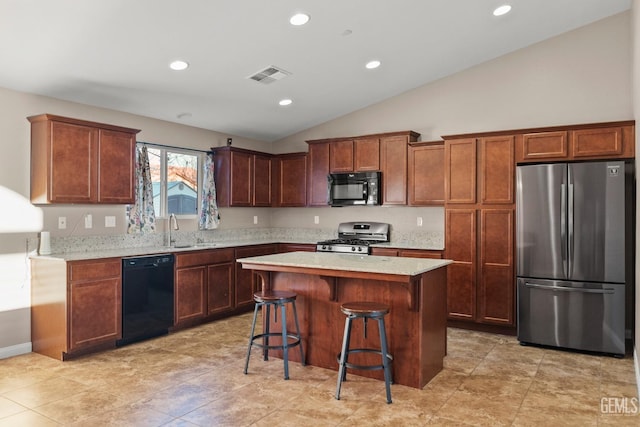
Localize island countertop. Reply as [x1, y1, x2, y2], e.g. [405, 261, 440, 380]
[237, 251, 452, 282]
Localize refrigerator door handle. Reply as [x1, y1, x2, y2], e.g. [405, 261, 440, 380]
[523, 282, 615, 294]
[568, 179, 574, 279]
[560, 183, 568, 278]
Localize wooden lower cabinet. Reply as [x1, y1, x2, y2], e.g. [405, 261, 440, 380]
[175, 266, 207, 325]
[445, 210, 476, 321]
[207, 262, 235, 315]
[234, 244, 278, 310]
[478, 209, 514, 325]
[445, 208, 514, 326]
[174, 248, 235, 327]
[31, 257, 122, 360]
[278, 243, 316, 253]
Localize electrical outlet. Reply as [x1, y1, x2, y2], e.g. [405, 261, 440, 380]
[58, 216, 67, 229]
[314, 215, 319, 224]
[84, 214, 92, 229]
[253, 215, 258, 225]
[417, 217, 423, 227]
[105, 216, 116, 227]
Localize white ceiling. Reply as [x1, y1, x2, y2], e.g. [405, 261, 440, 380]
[0, 0, 631, 142]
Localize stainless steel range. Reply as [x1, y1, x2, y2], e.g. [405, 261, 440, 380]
[316, 222, 390, 254]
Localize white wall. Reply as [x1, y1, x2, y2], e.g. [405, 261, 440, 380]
[0, 11, 634, 356]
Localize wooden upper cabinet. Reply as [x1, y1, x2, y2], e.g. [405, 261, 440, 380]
[330, 140, 354, 172]
[408, 141, 444, 206]
[444, 138, 477, 204]
[212, 146, 274, 207]
[98, 130, 136, 203]
[517, 123, 634, 162]
[479, 136, 514, 205]
[354, 138, 380, 171]
[381, 134, 415, 205]
[253, 154, 272, 207]
[571, 126, 625, 158]
[230, 151, 252, 206]
[307, 142, 330, 206]
[28, 114, 139, 204]
[519, 131, 568, 162]
[276, 152, 307, 207]
[329, 138, 380, 172]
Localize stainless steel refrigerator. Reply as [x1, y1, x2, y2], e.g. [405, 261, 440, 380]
[516, 161, 629, 356]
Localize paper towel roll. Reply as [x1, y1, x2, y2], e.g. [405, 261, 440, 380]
[39, 231, 51, 255]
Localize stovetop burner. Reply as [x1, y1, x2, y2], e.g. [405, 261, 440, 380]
[316, 222, 390, 255]
[317, 238, 371, 246]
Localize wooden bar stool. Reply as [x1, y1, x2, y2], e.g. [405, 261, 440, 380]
[335, 301, 393, 404]
[244, 289, 305, 380]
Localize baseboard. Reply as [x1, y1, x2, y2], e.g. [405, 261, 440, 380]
[0, 342, 32, 359]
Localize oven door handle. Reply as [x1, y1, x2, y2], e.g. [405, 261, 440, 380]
[524, 282, 615, 294]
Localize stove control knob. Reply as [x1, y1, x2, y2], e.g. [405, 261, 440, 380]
[351, 247, 356, 252]
[357, 247, 363, 252]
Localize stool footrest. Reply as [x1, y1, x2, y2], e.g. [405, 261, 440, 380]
[337, 348, 393, 371]
[250, 332, 302, 351]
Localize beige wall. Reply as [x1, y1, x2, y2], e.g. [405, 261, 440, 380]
[0, 11, 635, 355]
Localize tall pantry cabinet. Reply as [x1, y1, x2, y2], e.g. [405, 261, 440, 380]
[444, 135, 515, 327]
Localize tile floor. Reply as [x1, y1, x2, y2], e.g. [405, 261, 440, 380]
[0, 313, 638, 426]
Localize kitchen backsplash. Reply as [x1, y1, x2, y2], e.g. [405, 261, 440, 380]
[27, 227, 444, 254]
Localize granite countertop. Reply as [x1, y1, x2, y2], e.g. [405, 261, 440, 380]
[237, 251, 452, 277]
[32, 239, 289, 261]
[31, 239, 444, 262]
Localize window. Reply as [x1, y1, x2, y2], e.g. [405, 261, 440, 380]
[147, 146, 202, 217]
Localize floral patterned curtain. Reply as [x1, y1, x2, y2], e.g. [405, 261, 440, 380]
[199, 153, 221, 229]
[127, 145, 156, 234]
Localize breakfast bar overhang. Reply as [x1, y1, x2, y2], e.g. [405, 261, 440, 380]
[238, 251, 452, 389]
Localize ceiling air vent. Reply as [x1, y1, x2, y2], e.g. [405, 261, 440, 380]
[248, 66, 291, 84]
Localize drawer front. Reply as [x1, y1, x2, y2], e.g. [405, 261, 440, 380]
[69, 258, 121, 282]
[175, 248, 235, 268]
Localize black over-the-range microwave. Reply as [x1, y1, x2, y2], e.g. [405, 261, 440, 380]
[327, 171, 381, 206]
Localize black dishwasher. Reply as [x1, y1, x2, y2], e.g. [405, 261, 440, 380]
[117, 254, 175, 346]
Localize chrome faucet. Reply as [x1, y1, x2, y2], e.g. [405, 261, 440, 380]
[168, 213, 179, 247]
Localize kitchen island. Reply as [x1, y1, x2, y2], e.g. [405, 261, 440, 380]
[238, 251, 452, 389]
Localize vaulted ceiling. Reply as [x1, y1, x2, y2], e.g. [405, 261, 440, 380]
[0, 0, 631, 141]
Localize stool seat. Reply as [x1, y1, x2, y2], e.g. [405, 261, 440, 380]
[244, 289, 305, 380]
[254, 290, 297, 303]
[341, 302, 389, 317]
[336, 301, 393, 404]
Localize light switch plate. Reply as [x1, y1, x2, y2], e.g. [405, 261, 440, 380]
[84, 214, 92, 228]
[105, 216, 116, 227]
[58, 217, 67, 229]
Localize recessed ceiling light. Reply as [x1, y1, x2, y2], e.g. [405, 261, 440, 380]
[169, 60, 189, 71]
[290, 13, 310, 26]
[279, 99, 293, 106]
[493, 5, 512, 16]
[365, 60, 381, 70]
